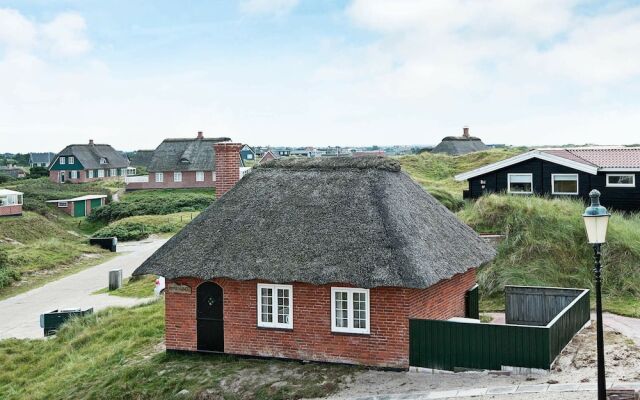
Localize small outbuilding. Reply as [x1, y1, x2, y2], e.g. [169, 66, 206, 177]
[0, 189, 23, 217]
[432, 127, 488, 156]
[133, 157, 495, 369]
[46, 194, 107, 218]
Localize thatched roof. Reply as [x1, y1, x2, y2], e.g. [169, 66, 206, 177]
[128, 150, 155, 168]
[54, 144, 129, 169]
[432, 137, 488, 156]
[148, 137, 230, 172]
[134, 157, 495, 289]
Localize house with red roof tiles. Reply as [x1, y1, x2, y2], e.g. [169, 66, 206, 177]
[455, 147, 640, 211]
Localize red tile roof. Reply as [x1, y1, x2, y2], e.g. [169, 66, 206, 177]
[540, 147, 640, 169]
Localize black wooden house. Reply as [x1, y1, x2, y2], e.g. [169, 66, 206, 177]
[455, 147, 640, 211]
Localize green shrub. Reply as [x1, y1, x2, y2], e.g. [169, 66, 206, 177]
[91, 212, 195, 241]
[93, 222, 149, 241]
[428, 188, 465, 212]
[87, 189, 213, 223]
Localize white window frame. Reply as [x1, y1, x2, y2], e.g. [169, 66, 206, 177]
[212, 172, 216, 181]
[257, 283, 293, 329]
[70, 170, 78, 179]
[331, 287, 370, 334]
[59, 156, 66, 165]
[606, 174, 635, 188]
[97, 169, 105, 178]
[110, 168, 117, 176]
[68, 156, 74, 164]
[100, 158, 107, 164]
[196, 171, 204, 182]
[507, 173, 533, 194]
[155, 172, 164, 183]
[551, 173, 579, 195]
[174, 172, 182, 182]
[58, 201, 68, 208]
[88, 170, 94, 179]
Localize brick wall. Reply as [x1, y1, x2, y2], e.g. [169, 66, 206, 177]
[49, 169, 121, 184]
[126, 171, 216, 190]
[214, 143, 242, 199]
[164, 268, 476, 368]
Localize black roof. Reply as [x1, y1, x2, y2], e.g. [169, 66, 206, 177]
[29, 152, 56, 164]
[134, 157, 495, 289]
[53, 144, 129, 169]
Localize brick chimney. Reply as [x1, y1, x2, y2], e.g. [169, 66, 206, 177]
[462, 126, 470, 139]
[89, 139, 94, 145]
[214, 142, 243, 199]
[197, 131, 204, 139]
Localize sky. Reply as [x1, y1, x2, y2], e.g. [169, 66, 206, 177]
[2, 0, 640, 152]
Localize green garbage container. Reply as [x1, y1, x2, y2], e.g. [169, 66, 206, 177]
[39, 308, 93, 336]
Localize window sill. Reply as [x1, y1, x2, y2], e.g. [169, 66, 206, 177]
[331, 330, 370, 336]
[257, 325, 293, 332]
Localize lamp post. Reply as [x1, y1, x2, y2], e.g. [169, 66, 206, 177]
[582, 189, 610, 400]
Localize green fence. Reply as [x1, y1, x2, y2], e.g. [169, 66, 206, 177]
[409, 286, 590, 371]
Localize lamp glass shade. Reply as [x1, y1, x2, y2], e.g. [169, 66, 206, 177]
[583, 214, 609, 244]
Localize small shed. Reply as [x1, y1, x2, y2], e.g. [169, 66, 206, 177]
[0, 189, 23, 217]
[432, 127, 488, 156]
[46, 194, 107, 218]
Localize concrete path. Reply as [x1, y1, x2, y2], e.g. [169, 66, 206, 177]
[343, 381, 640, 399]
[0, 237, 167, 340]
[488, 312, 640, 346]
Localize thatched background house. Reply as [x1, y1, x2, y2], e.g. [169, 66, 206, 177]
[134, 157, 495, 368]
[48, 140, 129, 183]
[432, 127, 488, 155]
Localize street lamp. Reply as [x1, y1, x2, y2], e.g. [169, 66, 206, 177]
[583, 189, 610, 400]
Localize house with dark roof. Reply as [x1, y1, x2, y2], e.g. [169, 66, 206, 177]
[29, 152, 56, 168]
[456, 147, 640, 211]
[48, 140, 129, 183]
[124, 132, 243, 191]
[133, 156, 495, 368]
[239, 145, 255, 162]
[127, 150, 155, 169]
[432, 127, 488, 155]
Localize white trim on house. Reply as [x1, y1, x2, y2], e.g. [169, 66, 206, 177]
[174, 172, 182, 182]
[70, 170, 78, 179]
[454, 150, 598, 181]
[68, 156, 74, 164]
[507, 173, 533, 194]
[88, 170, 94, 179]
[59, 156, 66, 165]
[196, 171, 204, 182]
[257, 283, 293, 329]
[97, 169, 105, 178]
[331, 287, 370, 334]
[606, 174, 636, 187]
[551, 173, 579, 195]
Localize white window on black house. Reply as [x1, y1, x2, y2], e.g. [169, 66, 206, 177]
[68, 156, 74, 164]
[174, 172, 182, 182]
[196, 171, 204, 182]
[552, 174, 579, 195]
[331, 287, 370, 334]
[507, 173, 533, 194]
[606, 174, 635, 187]
[257, 284, 292, 329]
[155, 172, 164, 183]
[59, 157, 66, 165]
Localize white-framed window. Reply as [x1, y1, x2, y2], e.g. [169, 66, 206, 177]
[507, 173, 533, 194]
[174, 172, 182, 182]
[606, 174, 635, 188]
[551, 174, 579, 195]
[88, 170, 94, 179]
[331, 287, 370, 334]
[110, 168, 117, 176]
[59, 157, 66, 165]
[97, 169, 105, 178]
[247, 154, 253, 160]
[155, 172, 164, 183]
[68, 156, 74, 164]
[196, 171, 204, 182]
[257, 284, 293, 329]
[212, 172, 216, 181]
[58, 201, 68, 208]
[100, 158, 107, 164]
[70, 170, 78, 179]
[120, 168, 127, 176]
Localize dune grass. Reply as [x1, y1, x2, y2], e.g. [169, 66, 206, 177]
[91, 211, 200, 241]
[0, 301, 354, 400]
[93, 274, 157, 298]
[458, 194, 640, 316]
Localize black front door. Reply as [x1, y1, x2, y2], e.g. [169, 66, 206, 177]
[197, 282, 224, 352]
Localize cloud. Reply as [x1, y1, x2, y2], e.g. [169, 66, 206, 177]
[0, 8, 38, 50]
[239, 0, 299, 15]
[41, 12, 91, 56]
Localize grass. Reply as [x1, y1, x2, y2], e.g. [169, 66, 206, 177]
[88, 188, 214, 224]
[0, 301, 355, 400]
[93, 275, 157, 298]
[92, 211, 200, 241]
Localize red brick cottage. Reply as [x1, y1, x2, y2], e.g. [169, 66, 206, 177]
[133, 157, 495, 369]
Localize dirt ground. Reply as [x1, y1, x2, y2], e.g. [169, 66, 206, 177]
[326, 323, 640, 399]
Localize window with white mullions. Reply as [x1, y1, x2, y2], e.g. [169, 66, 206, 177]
[257, 284, 292, 329]
[331, 288, 370, 334]
[507, 173, 533, 194]
[606, 174, 635, 187]
[552, 174, 578, 195]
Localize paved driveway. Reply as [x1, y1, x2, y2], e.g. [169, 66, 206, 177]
[0, 237, 167, 340]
